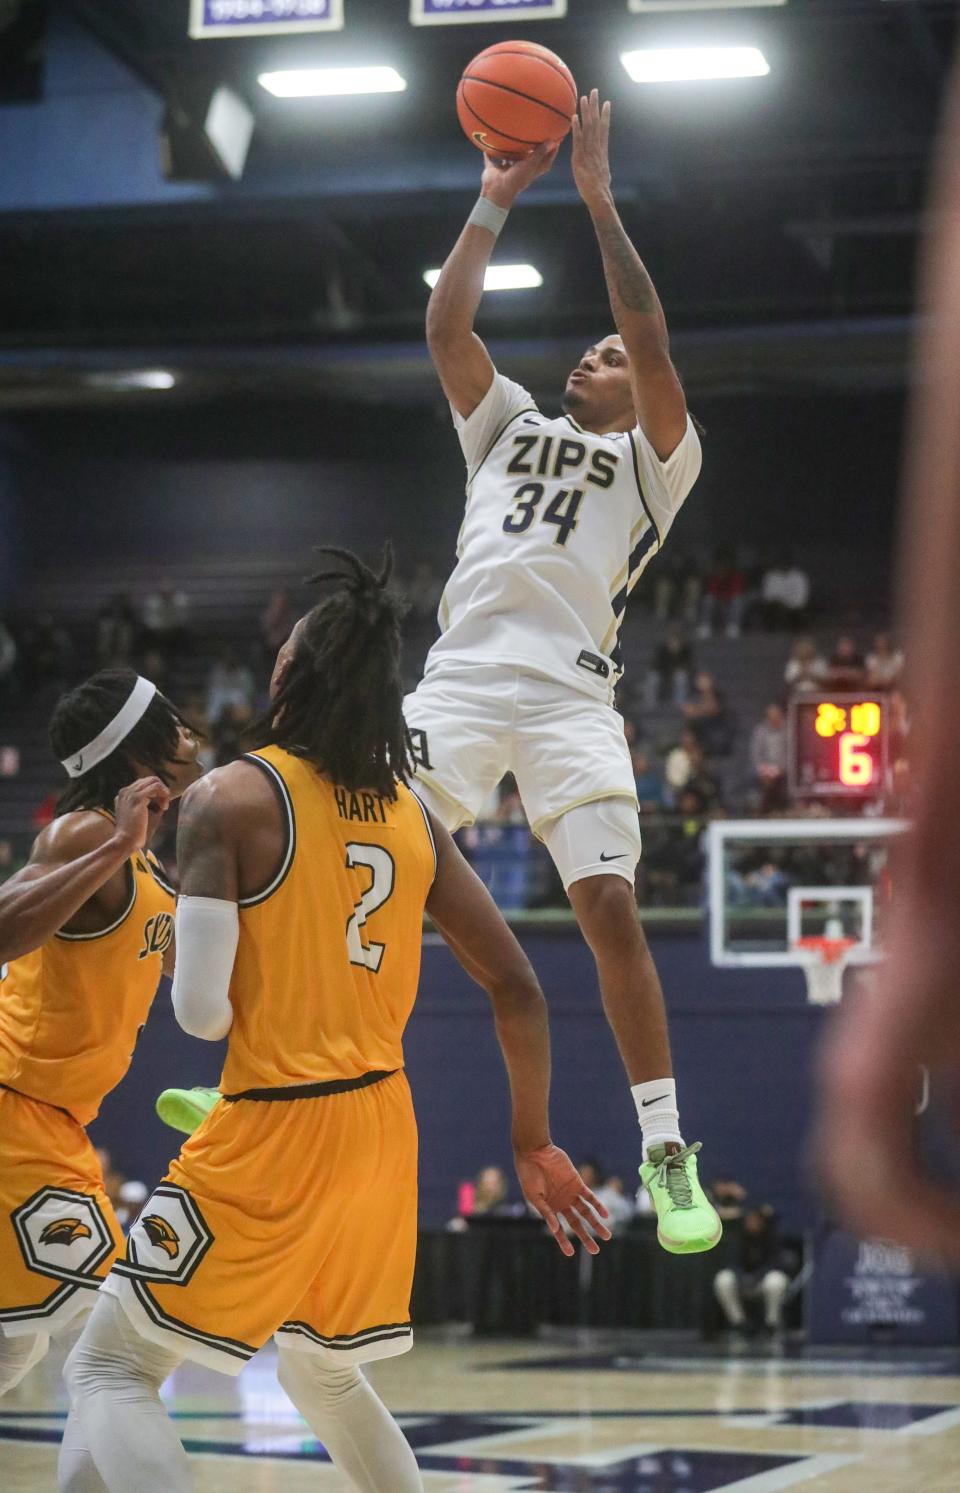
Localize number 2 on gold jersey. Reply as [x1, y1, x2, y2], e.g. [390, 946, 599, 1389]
[344, 843, 395, 973]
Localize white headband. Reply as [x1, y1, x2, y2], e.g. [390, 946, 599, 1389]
[61, 676, 158, 778]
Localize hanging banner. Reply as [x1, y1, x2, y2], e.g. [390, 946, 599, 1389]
[411, 0, 567, 27]
[628, 2, 786, 11]
[190, 0, 344, 39]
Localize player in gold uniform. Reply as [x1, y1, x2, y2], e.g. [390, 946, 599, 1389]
[0, 669, 200, 1487]
[66, 551, 609, 1493]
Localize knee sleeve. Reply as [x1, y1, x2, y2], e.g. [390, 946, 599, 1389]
[64, 1296, 189, 1493]
[277, 1345, 423, 1493]
[277, 1348, 361, 1409]
[542, 797, 642, 890]
[65, 1295, 180, 1404]
[0, 1330, 49, 1396]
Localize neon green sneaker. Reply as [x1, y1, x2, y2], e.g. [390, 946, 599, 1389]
[155, 1087, 220, 1136]
[639, 1142, 723, 1255]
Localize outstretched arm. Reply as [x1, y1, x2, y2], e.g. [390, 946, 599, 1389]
[572, 91, 688, 460]
[426, 144, 559, 419]
[426, 812, 609, 1256]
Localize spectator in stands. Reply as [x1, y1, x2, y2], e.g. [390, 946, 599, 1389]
[0, 618, 17, 702]
[665, 727, 701, 798]
[24, 613, 72, 688]
[697, 550, 747, 639]
[577, 1159, 634, 1232]
[652, 553, 680, 623]
[708, 1177, 747, 1221]
[652, 552, 702, 627]
[666, 727, 723, 802]
[140, 577, 191, 657]
[760, 554, 811, 631]
[597, 1175, 635, 1231]
[644, 622, 694, 707]
[212, 700, 255, 768]
[633, 747, 667, 813]
[750, 703, 788, 813]
[673, 787, 713, 894]
[713, 1205, 791, 1337]
[729, 856, 790, 908]
[826, 634, 866, 691]
[95, 593, 138, 669]
[139, 648, 170, 696]
[784, 635, 827, 693]
[683, 671, 732, 756]
[206, 645, 255, 724]
[683, 762, 721, 814]
[471, 1165, 511, 1216]
[865, 631, 905, 691]
[261, 587, 296, 657]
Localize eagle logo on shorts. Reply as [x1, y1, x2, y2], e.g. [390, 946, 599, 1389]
[39, 1218, 92, 1247]
[142, 1215, 180, 1258]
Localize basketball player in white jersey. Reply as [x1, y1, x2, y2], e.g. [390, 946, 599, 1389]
[405, 92, 721, 1253]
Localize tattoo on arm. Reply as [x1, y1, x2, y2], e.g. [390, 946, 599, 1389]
[593, 212, 669, 348]
[176, 784, 237, 901]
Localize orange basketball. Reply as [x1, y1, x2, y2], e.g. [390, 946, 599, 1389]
[457, 40, 576, 162]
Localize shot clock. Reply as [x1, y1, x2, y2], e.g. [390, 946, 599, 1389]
[788, 693, 889, 799]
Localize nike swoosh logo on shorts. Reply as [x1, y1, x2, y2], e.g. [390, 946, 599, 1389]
[599, 851, 627, 862]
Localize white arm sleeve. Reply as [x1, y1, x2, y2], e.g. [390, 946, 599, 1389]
[171, 895, 239, 1041]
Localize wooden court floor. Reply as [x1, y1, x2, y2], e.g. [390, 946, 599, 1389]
[4, 1329, 960, 1491]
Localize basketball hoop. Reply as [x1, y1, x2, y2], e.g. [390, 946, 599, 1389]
[794, 936, 858, 1006]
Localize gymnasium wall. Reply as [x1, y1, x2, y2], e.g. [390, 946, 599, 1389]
[8, 389, 901, 600]
[89, 931, 822, 1235]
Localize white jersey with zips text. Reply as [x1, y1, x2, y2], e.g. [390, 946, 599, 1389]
[425, 372, 703, 701]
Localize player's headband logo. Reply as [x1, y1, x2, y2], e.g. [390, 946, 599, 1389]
[61, 676, 157, 779]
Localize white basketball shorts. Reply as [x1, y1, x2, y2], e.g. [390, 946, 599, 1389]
[403, 665, 641, 888]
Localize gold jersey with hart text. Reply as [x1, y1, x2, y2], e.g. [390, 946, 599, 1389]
[220, 745, 437, 1096]
[0, 821, 175, 1125]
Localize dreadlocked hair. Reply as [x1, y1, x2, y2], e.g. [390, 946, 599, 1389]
[50, 669, 196, 816]
[250, 545, 412, 800]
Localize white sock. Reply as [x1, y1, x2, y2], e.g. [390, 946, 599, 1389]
[278, 1346, 423, 1493]
[57, 1408, 108, 1493]
[0, 1329, 49, 1395]
[631, 1077, 683, 1160]
[64, 1294, 190, 1493]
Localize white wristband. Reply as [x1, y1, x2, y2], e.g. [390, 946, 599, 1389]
[469, 196, 509, 238]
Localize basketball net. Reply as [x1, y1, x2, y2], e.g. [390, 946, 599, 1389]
[794, 936, 857, 1006]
